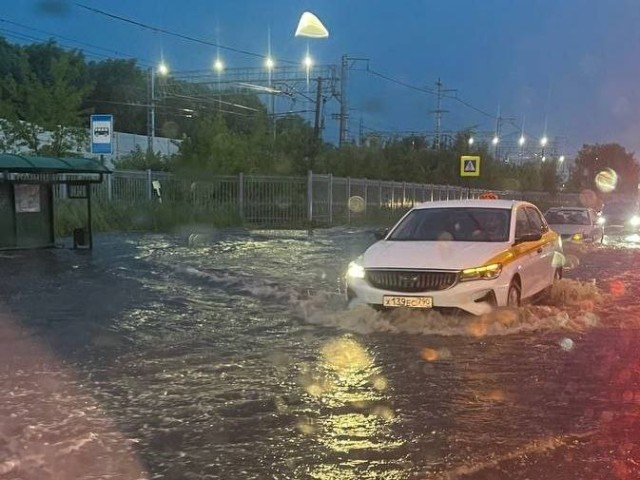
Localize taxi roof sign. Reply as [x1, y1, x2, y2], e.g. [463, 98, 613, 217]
[460, 155, 480, 177]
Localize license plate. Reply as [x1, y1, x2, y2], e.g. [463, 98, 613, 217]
[383, 296, 433, 308]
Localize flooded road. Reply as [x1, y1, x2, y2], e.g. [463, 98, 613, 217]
[2, 229, 640, 479]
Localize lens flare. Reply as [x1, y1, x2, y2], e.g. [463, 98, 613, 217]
[595, 168, 618, 193]
[348, 196, 366, 213]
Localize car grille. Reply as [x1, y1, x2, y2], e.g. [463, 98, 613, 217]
[365, 270, 458, 293]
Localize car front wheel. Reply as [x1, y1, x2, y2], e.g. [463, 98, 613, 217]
[507, 280, 521, 308]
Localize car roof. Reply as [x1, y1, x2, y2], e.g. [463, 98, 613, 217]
[413, 199, 529, 210]
[546, 207, 591, 211]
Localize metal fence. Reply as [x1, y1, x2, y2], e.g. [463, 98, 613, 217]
[56, 170, 584, 227]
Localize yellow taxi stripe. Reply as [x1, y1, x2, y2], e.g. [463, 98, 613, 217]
[483, 231, 559, 268]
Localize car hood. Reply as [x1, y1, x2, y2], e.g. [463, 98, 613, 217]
[363, 240, 511, 270]
[549, 224, 589, 235]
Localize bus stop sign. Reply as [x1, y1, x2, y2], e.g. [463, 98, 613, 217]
[91, 114, 113, 154]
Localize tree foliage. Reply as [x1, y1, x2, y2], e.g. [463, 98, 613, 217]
[568, 143, 639, 194]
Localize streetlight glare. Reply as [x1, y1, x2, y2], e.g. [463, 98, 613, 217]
[468, 137, 474, 146]
[303, 55, 313, 68]
[492, 136, 499, 145]
[541, 156, 546, 162]
[559, 155, 565, 163]
[214, 58, 224, 72]
[518, 135, 525, 146]
[157, 62, 169, 76]
[540, 136, 548, 147]
[265, 57, 275, 70]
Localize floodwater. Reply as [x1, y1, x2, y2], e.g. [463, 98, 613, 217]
[2, 229, 640, 479]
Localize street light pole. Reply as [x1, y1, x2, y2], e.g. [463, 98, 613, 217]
[147, 67, 155, 153]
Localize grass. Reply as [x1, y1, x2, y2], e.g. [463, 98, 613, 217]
[54, 200, 243, 237]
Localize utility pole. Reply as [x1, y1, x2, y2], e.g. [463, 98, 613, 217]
[313, 76, 323, 141]
[339, 54, 348, 147]
[308, 76, 324, 171]
[358, 115, 364, 146]
[336, 54, 369, 147]
[431, 78, 456, 150]
[147, 67, 155, 153]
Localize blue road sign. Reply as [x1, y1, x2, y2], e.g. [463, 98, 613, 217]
[91, 114, 113, 154]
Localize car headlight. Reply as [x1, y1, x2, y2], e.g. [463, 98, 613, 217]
[571, 232, 583, 241]
[347, 259, 365, 279]
[596, 216, 606, 225]
[459, 263, 502, 282]
[630, 216, 640, 227]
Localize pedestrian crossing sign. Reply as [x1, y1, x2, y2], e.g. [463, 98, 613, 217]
[460, 155, 480, 177]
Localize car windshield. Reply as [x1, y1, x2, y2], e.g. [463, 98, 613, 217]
[388, 207, 511, 242]
[545, 210, 590, 225]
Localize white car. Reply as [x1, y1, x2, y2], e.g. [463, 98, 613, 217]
[544, 207, 603, 243]
[346, 200, 563, 315]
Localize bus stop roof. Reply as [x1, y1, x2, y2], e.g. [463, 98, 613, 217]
[0, 153, 111, 174]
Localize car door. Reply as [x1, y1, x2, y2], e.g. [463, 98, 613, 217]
[525, 206, 555, 292]
[512, 207, 540, 299]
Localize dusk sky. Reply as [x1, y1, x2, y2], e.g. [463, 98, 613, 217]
[6, 0, 640, 156]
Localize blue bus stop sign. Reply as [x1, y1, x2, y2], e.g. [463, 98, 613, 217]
[90, 114, 113, 154]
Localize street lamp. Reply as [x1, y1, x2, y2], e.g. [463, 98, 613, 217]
[468, 136, 474, 146]
[157, 62, 169, 76]
[540, 136, 548, 147]
[265, 56, 275, 70]
[148, 61, 170, 152]
[518, 135, 526, 146]
[541, 156, 546, 162]
[492, 136, 499, 146]
[559, 155, 565, 163]
[214, 58, 224, 73]
[303, 55, 313, 68]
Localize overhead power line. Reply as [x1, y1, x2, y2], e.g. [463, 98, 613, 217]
[74, 3, 297, 65]
[0, 17, 152, 65]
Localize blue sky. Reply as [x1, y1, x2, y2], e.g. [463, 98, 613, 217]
[6, 0, 640, 155]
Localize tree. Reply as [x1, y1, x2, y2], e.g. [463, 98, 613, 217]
[85, 59, 147, 135]
[0, 42, 92, 157]
[569, 143, 640, 194]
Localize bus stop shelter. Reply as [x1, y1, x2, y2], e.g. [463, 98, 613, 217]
[0, 153, 110, 250]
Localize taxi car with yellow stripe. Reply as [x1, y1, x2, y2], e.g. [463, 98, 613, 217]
[345, 199, 563, 315]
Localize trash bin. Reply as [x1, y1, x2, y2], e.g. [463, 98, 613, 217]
[73, 228, 88, 249]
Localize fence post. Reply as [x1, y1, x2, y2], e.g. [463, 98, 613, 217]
[363, 178, 368, 216]
[328, 174, 333, 226]
[347, 177, 352, 225]
[146, 169, 152, 200]
[238, 173, 244, 219]
[107, 173, 113, 201]
[378, 181, 383, 209]
[391, 183, 395, 211]
[402, 182, 406, 208]
[307, 170, 313, 224]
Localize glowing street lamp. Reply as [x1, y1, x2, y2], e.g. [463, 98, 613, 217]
[303, 55, 313, 69]
[540, 136, 548, 147]
[214, 58, 224, 73]
[468, 136, 474, 146]
[559, 155, 565, 163]
[265, 56, 275, 70]
[541, 155, 546, 162]
[492, 136, 499, 146]
[518, 135, 526, 146]
[157, 62, 169, 76]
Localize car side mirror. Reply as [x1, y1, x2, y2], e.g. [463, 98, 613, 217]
[373, 228, 389, 240]
[514, 232, 542, 245]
